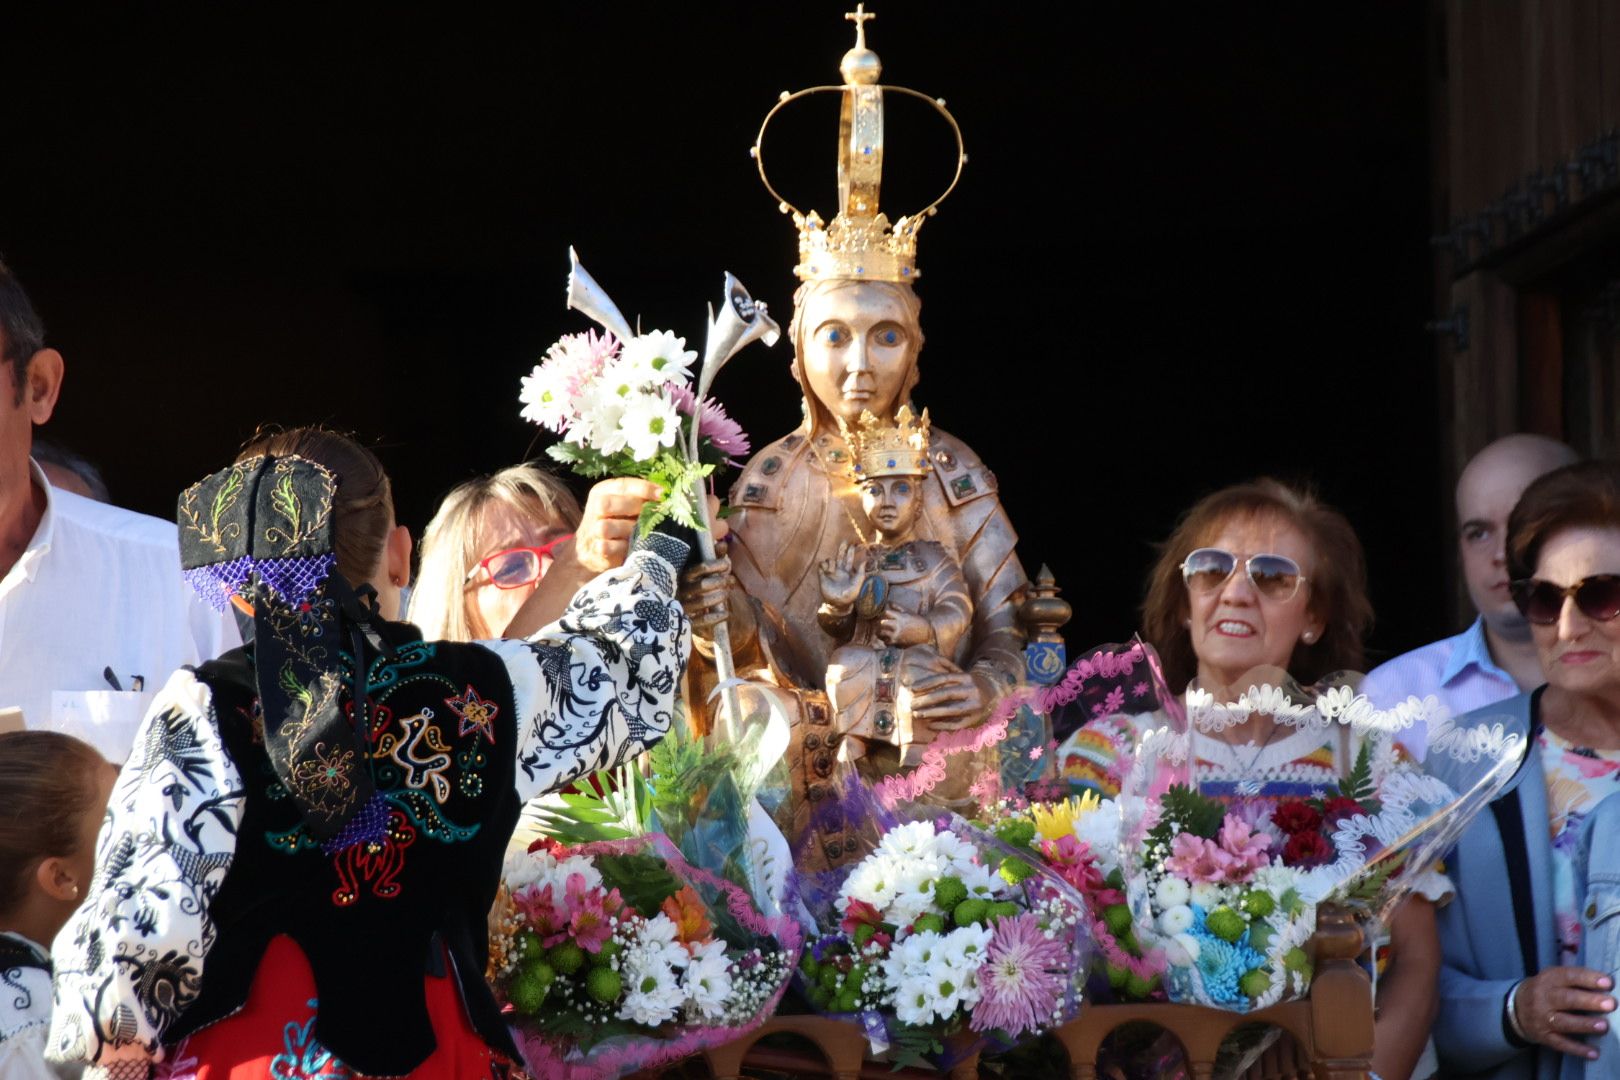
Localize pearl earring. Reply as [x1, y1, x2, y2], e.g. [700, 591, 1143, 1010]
[1302, 631, 1316, 644]
[70, 884, 79, 897]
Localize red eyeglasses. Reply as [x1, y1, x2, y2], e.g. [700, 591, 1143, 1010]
[465, 534, 573, 590]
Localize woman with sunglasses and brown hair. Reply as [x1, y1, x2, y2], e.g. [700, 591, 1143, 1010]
[1435, 459, 1620, 1079]
[1058, 478, 1441, 1080]
[408, 462, 585, 641]
[1061, 478, 1373, 800]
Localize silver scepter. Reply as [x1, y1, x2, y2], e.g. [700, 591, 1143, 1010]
[691, 273, 779, 743]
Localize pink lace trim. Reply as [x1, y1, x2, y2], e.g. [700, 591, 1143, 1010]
[874, 642, 1148, 808]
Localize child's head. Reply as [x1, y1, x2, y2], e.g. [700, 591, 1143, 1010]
[0, 732, 118, 941]
[859, 474, 924, 542]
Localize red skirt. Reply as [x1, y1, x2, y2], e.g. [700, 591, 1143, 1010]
[157, 934, 514, 1079]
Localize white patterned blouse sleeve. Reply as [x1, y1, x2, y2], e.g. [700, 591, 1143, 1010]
[483, 549, 691, 803]
[47, 668, 245, 1078]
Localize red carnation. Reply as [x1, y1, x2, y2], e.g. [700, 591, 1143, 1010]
[1282, 830, 1334, 867]
[1321, 796, 1364, 821]
[1270, 800, 1323, 836]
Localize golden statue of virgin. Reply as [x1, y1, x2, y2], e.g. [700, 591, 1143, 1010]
[683, 6, 1031, 848]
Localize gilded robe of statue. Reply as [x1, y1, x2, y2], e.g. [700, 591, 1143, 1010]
[821, 537, 973, 750]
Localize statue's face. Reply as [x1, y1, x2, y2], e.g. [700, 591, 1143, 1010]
[799, 283, 917, 425]
[860, 475, 922, 541]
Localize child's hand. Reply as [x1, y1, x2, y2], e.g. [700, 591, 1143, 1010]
[878, 609, 931, 647]
[818, 540, 864, 609]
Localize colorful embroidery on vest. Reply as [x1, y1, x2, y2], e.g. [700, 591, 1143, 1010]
[269, 998, 352, 1078]
[444, 685, 500, 745]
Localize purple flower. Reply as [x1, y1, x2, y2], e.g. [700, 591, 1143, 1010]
[970, 913, 1068, 1038]
[667, 384, 751, 462]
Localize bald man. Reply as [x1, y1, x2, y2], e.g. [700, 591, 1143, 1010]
[1361, 433, 1580, 752]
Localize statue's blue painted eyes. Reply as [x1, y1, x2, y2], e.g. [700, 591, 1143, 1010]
[895, 481, 911, 495]
[822, 327, 847, 345]
[877, 328, 901, 347]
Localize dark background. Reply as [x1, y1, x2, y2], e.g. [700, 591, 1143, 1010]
[0, 2, 1441, 664]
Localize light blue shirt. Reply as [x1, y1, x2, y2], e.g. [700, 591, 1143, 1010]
[1360, 616, 1528, 759]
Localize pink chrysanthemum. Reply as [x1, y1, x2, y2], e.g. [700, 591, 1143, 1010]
[971, 913, 1068, 1037]
[668, 384, 751, 462]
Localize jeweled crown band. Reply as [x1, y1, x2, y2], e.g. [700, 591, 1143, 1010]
[753, 5, 965, 284]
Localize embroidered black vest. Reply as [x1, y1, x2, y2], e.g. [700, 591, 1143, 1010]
[168, 624, 522, 1075]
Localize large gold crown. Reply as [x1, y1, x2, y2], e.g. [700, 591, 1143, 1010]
[842, 405, 932, 478]
[753, 5, 965, 283]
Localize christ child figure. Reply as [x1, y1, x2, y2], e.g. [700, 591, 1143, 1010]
[817, 407, 973, 758]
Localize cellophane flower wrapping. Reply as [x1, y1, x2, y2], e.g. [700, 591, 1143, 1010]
[783, 643, 1177, 1068]
[973, 641, 1185, 1004]
[645, 686, 797, 922]
[1116, 661, 1528, 1012]
[492, 830, 801, 1079]
[792, 774, 1091, 1070]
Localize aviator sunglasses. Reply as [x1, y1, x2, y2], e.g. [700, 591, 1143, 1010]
[1509, 574, 1620, 626]
[1180, 547, 1308, 603]
[465, 534, 574, 590]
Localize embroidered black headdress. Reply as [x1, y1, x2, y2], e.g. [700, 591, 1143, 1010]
[178, 454, 380, 843]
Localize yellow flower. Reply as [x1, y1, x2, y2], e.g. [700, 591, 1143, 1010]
[1030, 791, 1100, 842]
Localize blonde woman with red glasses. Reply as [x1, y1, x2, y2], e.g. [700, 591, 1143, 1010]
[410, 463, 664, 642]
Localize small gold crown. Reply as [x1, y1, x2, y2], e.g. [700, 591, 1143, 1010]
[753, 5, 965, 284]
[842, 405, 932, 478]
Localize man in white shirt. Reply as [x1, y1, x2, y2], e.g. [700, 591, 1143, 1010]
[1361, 433, 1579, 754]
[0, 259, 235, 760]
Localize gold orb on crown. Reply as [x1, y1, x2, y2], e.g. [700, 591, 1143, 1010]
[841, 405, 932, 479]
[752, 4, 966, 284]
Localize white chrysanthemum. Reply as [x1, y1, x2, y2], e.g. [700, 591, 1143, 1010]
[619, 961, 684, 1026]
[1159, 903, 1195, 935]
[618, 388, 682, 461]
[888, 875, 942, 926]
[937, 923, 994, 970]
[1073, 798, 1121, 868]
[683, 939, 733, 1020]
[1190, 881, 1226, 910]
[957, 859, 1002, 901]
[566, 380, 630, 455]
[929, 829, 981, 872]
[1155, 876, 1191, 909]
[619, 329, 697, 385]
[518, 364, 576, 432]
[502, 847, 555, 892]
[1164, 932, 1202, 968]
[893, 974, 938, 1025]
[885, 928, 944, 982]
[839, 852, 902, 914]
[877, 820, 942, 859]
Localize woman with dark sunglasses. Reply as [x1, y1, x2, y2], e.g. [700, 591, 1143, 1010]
[1436, 459, 1620, 1079]
[1057, 478, 1441, 1080]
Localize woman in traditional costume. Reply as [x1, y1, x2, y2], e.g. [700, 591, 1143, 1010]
[46, 428, 694, 1079]
[1058, 478, 1444, 1080]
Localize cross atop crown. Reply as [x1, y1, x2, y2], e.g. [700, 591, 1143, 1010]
[845, 4, 875, 48]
